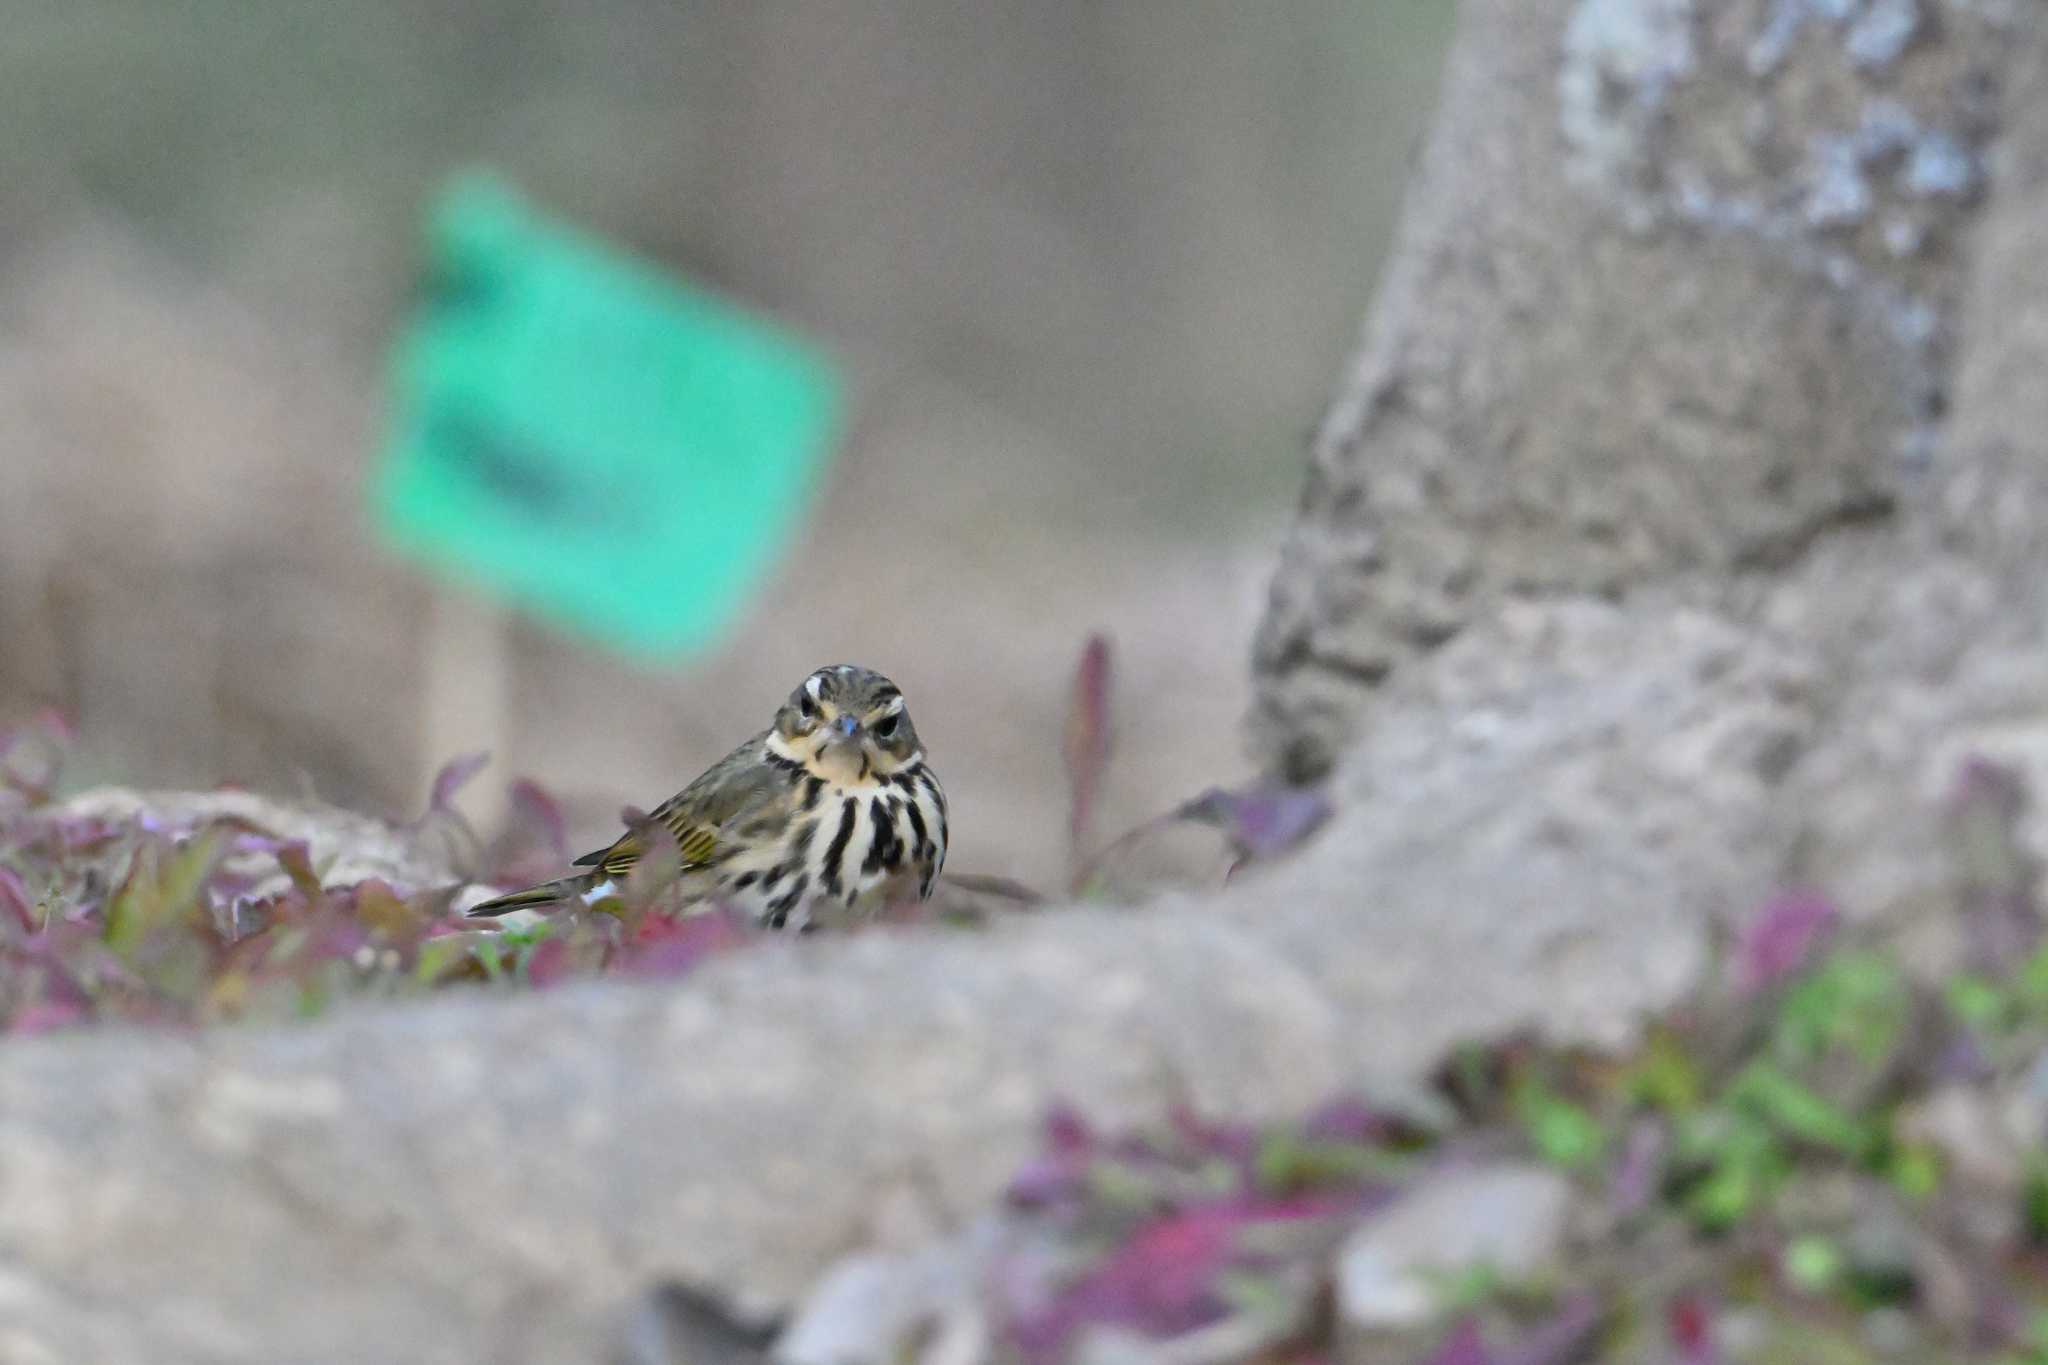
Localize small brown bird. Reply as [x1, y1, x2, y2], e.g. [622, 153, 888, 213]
[467, 665, 947, 930]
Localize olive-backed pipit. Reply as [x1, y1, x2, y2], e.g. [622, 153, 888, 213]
[468, 665, 948, 930]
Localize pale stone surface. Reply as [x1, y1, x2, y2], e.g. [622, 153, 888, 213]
[53, 785, 469, 896]
[1252, 0, 2028, 781]
[1335, 1164, 1573, 1328]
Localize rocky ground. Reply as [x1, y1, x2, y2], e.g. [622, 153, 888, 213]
[7, 670, 2048, 1363]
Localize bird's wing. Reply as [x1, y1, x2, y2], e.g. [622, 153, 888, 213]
[572, 730, 784, 880]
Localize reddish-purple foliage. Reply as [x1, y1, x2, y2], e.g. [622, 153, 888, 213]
[1609, 1119, 1667, 1220]
[1177, 785, 1332, 862]
[1667, 1294, 1719, 1364]
[1046, 1103, 1095, 1158]
[485, 778, 572, 887]
[1301, 1096, 1394, 1145]
[1735, 890, 1840, 993]
[1062, 634, 1114, 890]
[1421, 1320, 1493, 1365]
[1000, 1100, 1403, 1361]
[0, 724, 783, 1034]
[617, 906, 748, 980]
[1007, 1207, 1239, 1361]
[1498, 1293, 1602, 1365]
[1007, 1105, 1098, 1210]
[525, 937, 575, 989]
[427, 752, 492, 815]
[0, 865, 34, 931]
[0, 721, 755, 1032]
[508, 780, 569, 856]
[1170, 1103, 1260, 1166]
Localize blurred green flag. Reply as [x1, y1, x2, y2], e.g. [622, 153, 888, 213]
[372, 173, 843, 658]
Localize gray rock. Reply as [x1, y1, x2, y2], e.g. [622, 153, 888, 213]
[52, 785, 468, 896]
[1899, 1086, 2026, 1192]
[1252, 0, 2027, 782]
[611, 1284, 771, 1365]
[772, 1224, 993, 1365]
[1335, 1164, 1573, 1328]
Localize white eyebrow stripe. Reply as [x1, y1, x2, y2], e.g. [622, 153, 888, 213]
[805, 675, 824, 700]
[881, 696, 906, 715]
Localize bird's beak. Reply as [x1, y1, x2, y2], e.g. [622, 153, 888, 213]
[833, 714, 861, 739]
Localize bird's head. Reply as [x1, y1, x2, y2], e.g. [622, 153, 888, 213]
[769, 664, 925, 787]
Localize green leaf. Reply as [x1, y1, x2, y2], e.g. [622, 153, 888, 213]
[103, 830, 225, 960]
[1726, 1062, 1874, 1156]
[1887, 1141, 1943, 1202]
[1676, 1109, 1785, 1232]
[1515, 1079, 1606, 1170]
[414, 934, 476, 986]
[1784, 1235, 1842, 1293]
[1422, 1262, 1503, 1312]
[1625, 1027, 1704, 1113]
[1946, 973, 2011, 1033]
[471, 939, 509, 984]
[1254, 1133, 1408, 1192]
[2024, 1160, 2048, 1244]
[2016, 943, 2048, 1014]
[1687, 1155, 1757, 1232]
[1774, 951, 1908, 1067]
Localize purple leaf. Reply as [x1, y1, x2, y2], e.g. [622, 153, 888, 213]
[1005, 1156, 1087, 1210]
[1499, 1293, 1602, 1365]
[1609, 1119, 1667, 1219]
[1046, 1103, 1094, 1159]
[511, 780, 568, 854]
[1933, 1029, 1996, 1084]
[1736, 890, 1840, 992]
[0, 865, 35, 931]
[618, 810, 684, 912]
[526, 937, 573, 989]
[1008, 1105, 1097, 1209]
[1420, 1320, 1493, 1365]
[1301, 1096, 1391, 1145]
[1062, 634, 1114, 891]
[1006, 1207, 1237, 1359]
[490, 779, 570, 882]
[620, 907, 748, 979]
[43, 812, 121, 853]
[1177, 785, 1332, 861]
[1667, 1294, 1718, 1364]
[428, 752, 491, 814]
[1169, 1104, 1258, 1164]
[10, 999, 87, 1035]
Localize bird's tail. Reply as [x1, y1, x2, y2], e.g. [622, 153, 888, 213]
[466, 874, 611, 918]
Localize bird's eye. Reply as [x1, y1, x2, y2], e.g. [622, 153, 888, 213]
[875, 713, 900, 739]
[798, 694, 819, 720]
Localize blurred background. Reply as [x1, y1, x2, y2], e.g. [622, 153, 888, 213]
[0, 0, 1452, 887]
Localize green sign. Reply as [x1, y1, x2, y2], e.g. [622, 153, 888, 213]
[372, 173, 843, 658]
